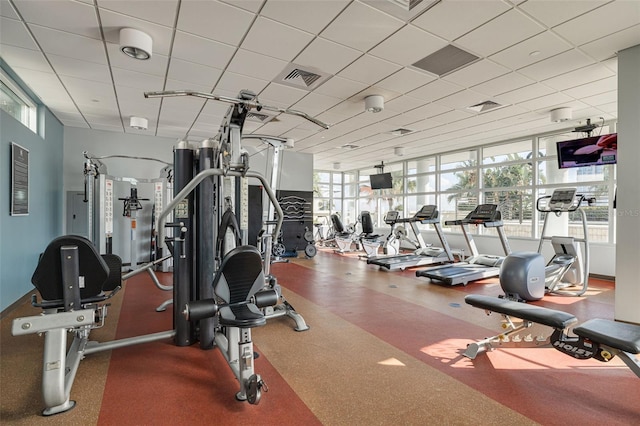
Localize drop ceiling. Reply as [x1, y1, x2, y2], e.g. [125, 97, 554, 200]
[1, 0, 638, 171]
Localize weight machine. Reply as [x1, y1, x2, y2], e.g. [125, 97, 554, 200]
[12, 89, 327, 415]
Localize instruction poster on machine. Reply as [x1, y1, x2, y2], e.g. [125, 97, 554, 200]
[10, 142, 29, 216]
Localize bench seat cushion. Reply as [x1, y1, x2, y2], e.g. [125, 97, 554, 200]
[465, 294, 577, 329]
[574, 319, 640, 354]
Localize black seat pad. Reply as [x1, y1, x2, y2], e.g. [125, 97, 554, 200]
[219, 304, 266, 328]
[574, 319, 640, 354]
[465, 294, 577, 329]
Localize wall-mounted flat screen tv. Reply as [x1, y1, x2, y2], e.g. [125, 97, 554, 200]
[370, 172, 393, 189]
[557, 133, 617, 169]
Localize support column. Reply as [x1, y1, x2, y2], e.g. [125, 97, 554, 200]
[615, 44, 640, 324]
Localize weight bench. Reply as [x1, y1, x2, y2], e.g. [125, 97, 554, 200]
[464, 294, 640, 378]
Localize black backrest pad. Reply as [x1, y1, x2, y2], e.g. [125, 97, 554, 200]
[331, 214, 345, 233]
[213, 245, 265, 304]
[32, 235, 109, 301]
[101, 254, 123, 291]
[361, 211, 374, 234]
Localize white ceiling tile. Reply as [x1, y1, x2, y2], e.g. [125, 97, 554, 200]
[384, 95, 428, 113]
[376, 68, 436, 94]
[313, 75, 367, 99]
[489, 31, 573, 70]
[199, 101, 231, 119]
[442, 59, 509, 88]
[172, 31, 236, 69]
[472, 72, 535, 97]
[59, 119, 90, 128]
[258, 83, 308, 107]
[115, 86, 161, 109]
[294, 37, 361, 75]
[214, 70, 269, 96]
[403, 102, 452, 121]
[434, 89, 491, 110]
[580, 90, 617, 107]
[1, 17, 38, 49]
[290, 92, 342, 117]
[177, 0, 255, 46]
[553, 1, 640, 46]
[456, 9, 546, 57]
[412, 0, 510, 41]
[112, 67, 165, 91]
[370, 25, 448, 66]
[164, 78, 212, 94]
[0, 44, 51, 72]
[580, 24, 640, 61]
[59, 75, 117, 106]
[98, 0, 179, 27]
[227, 49, 288, 81]
[320, 1, 403, 52]
[515, 92, 574, 111]
[218, 0, 264, 13]
[563, 75, 616, 99]
[337, 55, 401, 86]
[99, 9, 174, 57]
[13, 0, 100, 39]
[106, 43, 168, 77]
[518, 49, 595, 81]
[241, 17, 314, 62]
[55, 111, 86, 122]
[29, 24, 107, 64]
[1, 0, 20, 19]
[167, 58, 223, 89]
[48, 54, 111, 83]
[159, 97, 206, 124]
[543, 63, 615, 91]
[407, 79, 464, 103]
[9, 66, 69, 103]
[494, 82, 555, 104]
[519, 0, 609, 28]
[261, 0, 348, 34]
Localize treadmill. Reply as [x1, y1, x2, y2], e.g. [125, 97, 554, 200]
[416, 204, 511, 285]
[367, 205, 454, 271]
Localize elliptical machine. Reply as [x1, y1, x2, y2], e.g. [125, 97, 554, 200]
[500, 188, 591, 301]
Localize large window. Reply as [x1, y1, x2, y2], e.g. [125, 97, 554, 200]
[1, 69, 37, 133]
[314, 124, 617, 244]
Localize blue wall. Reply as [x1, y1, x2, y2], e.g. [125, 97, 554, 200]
[0, 108, 64, 311]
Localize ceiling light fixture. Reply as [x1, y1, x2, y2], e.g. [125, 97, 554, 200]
[333, 162, 341, 170]
[364, 95, 384, 113]
[550, 107, 572, 123]
[120, 28, 153, 60]
[394, 147, 405, 156]
[130, 116, 148, 130]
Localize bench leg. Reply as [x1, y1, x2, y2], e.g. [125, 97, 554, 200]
[464, 318, 543, 359]
[616, 350, 640, 378]
[41, 328, 86, 415]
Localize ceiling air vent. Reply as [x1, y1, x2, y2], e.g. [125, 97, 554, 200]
[412, 45, 479, 77]
[466, 100, 502, 113]
[246, 111, 277, 123]
[274, 64, 332, 91]
[389, 128, 415, 136]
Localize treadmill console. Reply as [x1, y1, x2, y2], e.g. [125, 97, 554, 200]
[466, 204, 499, 223]
[384, 210, 400, 224]
[415, 205, 438, 220]
[538, 188, 582, 212]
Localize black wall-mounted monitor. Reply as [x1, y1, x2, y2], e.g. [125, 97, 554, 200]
[369, 172, 393, 189]
[556, 133, 617, 169]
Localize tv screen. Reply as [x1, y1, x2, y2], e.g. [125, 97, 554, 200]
[556, 133, 617, 169]
[370, 172, 393, 189]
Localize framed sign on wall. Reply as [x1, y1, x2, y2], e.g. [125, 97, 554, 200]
[11, 142, 29, 216]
